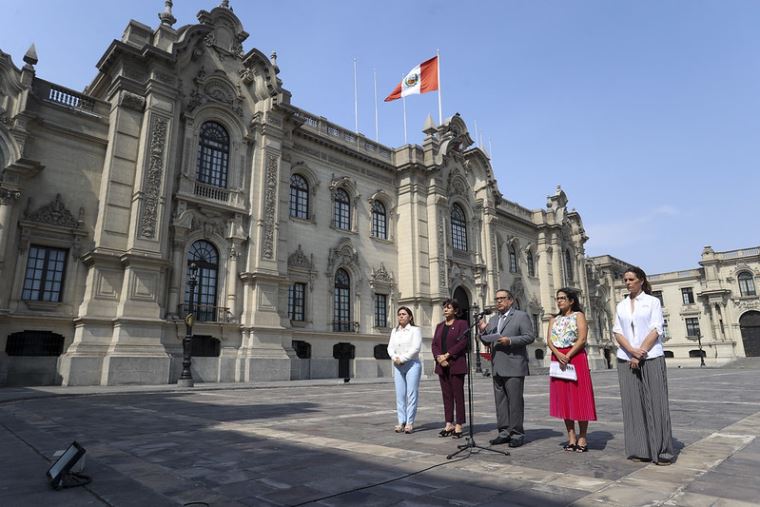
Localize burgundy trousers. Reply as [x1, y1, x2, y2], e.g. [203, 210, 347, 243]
[438, 370, 466, 424]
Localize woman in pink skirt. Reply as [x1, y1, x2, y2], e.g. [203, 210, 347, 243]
[547, 288, 597, 452]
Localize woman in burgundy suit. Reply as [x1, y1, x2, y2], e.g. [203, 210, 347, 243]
[431, 299, 470, 438]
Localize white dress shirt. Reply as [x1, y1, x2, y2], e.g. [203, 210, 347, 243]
[613, 292, 665, 361]
[387, 324, 422, 363]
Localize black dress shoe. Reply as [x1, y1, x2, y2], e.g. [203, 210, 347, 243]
[489, 435, 511, 445]
[508, 438, 524, 448]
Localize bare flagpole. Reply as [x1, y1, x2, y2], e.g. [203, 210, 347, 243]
[373, 68, 379, 142]
[353, 58, 359, 133]
[402, 90, 408, 144]
[436, 48, 443, 125]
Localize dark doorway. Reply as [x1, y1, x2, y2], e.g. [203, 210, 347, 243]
[603, 348, 612, 369]
[740, 311, 760, 357]
[452, 286, 471, 324]
[333, 342, 355, 379]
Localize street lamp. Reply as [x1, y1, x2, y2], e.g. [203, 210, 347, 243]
[696, 329, 706, 368]
[178, 262, 198, 387]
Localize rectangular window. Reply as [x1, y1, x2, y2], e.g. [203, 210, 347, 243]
[22, 246, 67, 302]
[374, 294, 388, 328]
[685, 317, 700, 337]
[652, 290, 664, 305]
[532, 314, 540, 336]
[681, 287, 695, 305]
[288, 283, 306, 321]
[662, 319, 669, 338]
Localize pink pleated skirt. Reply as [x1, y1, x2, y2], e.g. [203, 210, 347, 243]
[549, 347, 597, 421]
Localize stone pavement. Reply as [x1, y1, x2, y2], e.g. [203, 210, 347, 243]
[1, 367, 760, 506]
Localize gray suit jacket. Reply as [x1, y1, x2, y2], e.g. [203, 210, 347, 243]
[480, 309, 536, 377]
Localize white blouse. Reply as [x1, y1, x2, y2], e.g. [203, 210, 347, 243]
[613, 292, 665, 361]
[387, 324, 422, 363]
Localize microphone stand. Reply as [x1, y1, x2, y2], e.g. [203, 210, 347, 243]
[446, 312, 509, 460]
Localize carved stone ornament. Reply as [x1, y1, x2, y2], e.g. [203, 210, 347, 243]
[119, 91, 146, 112]
[139, 116, 168, 239]
[326, 239, 359, 275]
[24, 193, 80, 228]
[370, 264, 395, 290]
[0, 187, 22, 206]
[288, 244, 313, 270]
[261, 153, 278, 259]
[438, 208, 447, 287]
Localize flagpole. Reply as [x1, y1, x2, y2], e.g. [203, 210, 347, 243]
[474, 120, 480, 147]
[353, 58, 359, 134]
[402, 93, 408, 144]
[373, 68, 379, 142]
[436, 48, 443, 125]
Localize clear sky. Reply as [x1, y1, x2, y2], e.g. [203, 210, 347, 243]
[1, 1, 758, 274]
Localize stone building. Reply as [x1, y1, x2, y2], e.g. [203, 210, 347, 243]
[1, 3, 605, 386]
[588, 246, 760, 367]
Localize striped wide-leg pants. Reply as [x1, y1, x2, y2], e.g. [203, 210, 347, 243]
[617, 356, 674, 462]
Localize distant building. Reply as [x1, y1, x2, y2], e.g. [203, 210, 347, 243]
[589, 246, 760, 367]
[0, 4, 601, 386]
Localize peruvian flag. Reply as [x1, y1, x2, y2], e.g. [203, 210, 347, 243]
[384, 56, 439, 102]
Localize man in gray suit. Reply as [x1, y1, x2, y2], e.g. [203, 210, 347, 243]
[478, 289, 535, 447]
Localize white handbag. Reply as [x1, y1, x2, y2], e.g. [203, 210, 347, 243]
[549, 362, 577, 381]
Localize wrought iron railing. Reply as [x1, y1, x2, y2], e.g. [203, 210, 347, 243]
[178, 304, 233, 323]
[332, 320, 359, 333]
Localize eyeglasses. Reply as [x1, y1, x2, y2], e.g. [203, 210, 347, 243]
[495, 297, 509, 301]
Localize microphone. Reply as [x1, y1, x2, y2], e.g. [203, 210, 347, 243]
[475, 308, 493, 316]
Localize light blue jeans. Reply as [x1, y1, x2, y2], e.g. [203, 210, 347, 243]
[393, 359, 421, 425]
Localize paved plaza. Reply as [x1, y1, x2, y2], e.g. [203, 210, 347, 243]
[1, 365, 759, 506]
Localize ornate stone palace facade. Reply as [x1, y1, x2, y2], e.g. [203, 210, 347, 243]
[2, 4, 756, 386]
[589, 246, 760, 367]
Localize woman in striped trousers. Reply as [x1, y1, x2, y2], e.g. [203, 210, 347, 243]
[613, 266, 674, 465]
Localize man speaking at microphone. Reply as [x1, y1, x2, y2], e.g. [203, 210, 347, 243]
[478, 289, 535, 447]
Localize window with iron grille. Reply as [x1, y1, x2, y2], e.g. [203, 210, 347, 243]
[509, 245, 518, 273]
[738, 272, 757, 297]
[289, 174, 309, 219]
[373, 344, 391, 360]
[191, 335, 220, 357]
[196, 121, 229, 188]
[333, 269, 351, 331]
[685, 317, 700, 337]
[681, 287, 695, 305]
[371, 201, 387, 239]
[5, 330, 65, 356]
[564, 249, 574, 282]
[663, 319, 669, 338]
[527, 250, 535, 277]
[451, 204, 467, 251]
[652, 291, 664, 305]
[334, 188, 351, 230]
[288, 282, 306, 321]
[374, 294, 388, 327]
[22, 246, 67, 302]
[185, 240, 219, 322]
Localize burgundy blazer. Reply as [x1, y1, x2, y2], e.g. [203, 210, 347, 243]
[431, 319, 470, 376]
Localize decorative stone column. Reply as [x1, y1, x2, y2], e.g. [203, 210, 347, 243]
[0, 187, 21, 309]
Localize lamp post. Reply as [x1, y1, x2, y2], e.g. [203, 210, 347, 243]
[178, 262, 198, 387]
[696, 329, 706, 368]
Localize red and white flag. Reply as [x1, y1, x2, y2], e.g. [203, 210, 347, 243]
[384, 56, 439, 102]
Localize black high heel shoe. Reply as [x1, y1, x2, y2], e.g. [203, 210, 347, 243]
[438, 428, 454, 437]
[451, 430, 463, 439]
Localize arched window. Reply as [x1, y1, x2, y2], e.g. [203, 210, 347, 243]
[738, 272, 757, 297]
[451, 204, 467, 251]
[289, 174, 309, 219]
[564, 249, 574, 283]
[527, 250, 535, 277]
[333, 269, 351, 331]
[185, 240, 219, 322]
[535, 349, 545, 360]
[196, 121, 229, 188]
[334, 188, 351, 230]
[509, 244, 518, 273]
[371, 201, 387, 239]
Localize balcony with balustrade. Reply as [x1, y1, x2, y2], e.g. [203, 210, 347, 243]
[178, 304, 234, 323]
